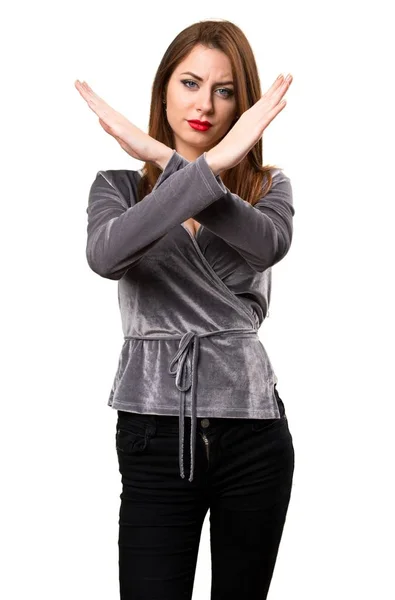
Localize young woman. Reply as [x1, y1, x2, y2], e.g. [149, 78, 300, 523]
[76, 19, 295, 600]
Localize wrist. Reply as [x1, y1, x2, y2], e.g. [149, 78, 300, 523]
[155, 145, 174, 171]
[204, 149, 222, 177]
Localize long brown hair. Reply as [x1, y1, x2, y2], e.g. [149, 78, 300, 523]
[137, 19, 282, 206]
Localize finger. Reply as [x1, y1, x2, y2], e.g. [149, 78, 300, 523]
[81, 81, 106, 106]
[81, 83, 103, 109]
[75, 80, 100, 109]
[75, 80, 97, 98]
[266, 98, 287, 126]
[273, 75, 286, 88]
[269, 74, 292, 96]
[76, 80, 131, 141]
[76, 81, 114, 123]
[279, 75, 292, 93]
[75, 80, 91, 101]
[270, 75, 292, 107]
[75, 80, 106, 110]
[261, 74, 287, 103]
[264, 76, 284, 98]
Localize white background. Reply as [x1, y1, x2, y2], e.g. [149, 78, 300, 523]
[1, 0, 394, 598]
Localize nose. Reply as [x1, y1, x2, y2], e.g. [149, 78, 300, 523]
[195, 89, 214, 115]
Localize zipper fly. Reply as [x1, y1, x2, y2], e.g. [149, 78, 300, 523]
[200, 432, 210, 464]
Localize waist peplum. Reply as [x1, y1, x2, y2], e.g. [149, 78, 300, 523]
[124, 327, 258, 482]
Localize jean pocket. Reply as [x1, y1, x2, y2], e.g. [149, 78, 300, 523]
[116, 428, 151, 454]
[115, 412, 153, 455]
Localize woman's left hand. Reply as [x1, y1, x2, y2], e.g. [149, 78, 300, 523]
[75, 79, 168, 167]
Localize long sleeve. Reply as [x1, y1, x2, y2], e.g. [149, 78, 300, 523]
[85, 150, 228, 279]
[155, 153, 295, 272]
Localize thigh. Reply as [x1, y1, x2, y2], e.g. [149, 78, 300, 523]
[209, 392, 295, 600]
[115, 411, 209, 600]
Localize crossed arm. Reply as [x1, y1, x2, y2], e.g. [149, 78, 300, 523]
[86, 149, 294, 280]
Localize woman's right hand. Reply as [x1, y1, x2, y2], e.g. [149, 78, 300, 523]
[206, 73, 293, 174]
[74, 79, 170, 169]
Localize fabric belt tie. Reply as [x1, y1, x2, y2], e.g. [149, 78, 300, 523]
[125, 327, 258, 482]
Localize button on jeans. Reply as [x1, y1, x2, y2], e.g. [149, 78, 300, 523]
[115, 385, 295, 600]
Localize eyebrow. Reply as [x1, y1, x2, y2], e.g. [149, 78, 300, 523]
[180, 71, 234, 86]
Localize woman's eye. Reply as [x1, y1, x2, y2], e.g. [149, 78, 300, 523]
[182, 80, 198, 89]
[181, 80, 233, 98]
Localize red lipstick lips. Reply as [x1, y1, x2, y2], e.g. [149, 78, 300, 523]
[187, 120, 212, 131]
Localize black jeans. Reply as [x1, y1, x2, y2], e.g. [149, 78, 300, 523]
[115, 386, 295, 600]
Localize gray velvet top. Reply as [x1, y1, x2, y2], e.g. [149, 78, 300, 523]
[86, 149, 295, 482]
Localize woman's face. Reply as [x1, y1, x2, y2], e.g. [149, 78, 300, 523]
[164, 44, 237, 161]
